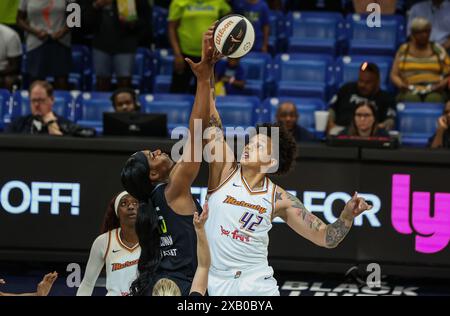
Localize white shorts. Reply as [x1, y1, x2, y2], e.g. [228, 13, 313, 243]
[208, 264, 280, 296]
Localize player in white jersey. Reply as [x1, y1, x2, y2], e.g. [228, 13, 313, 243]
[77, 191, 140, 296]
[203, 72, 373, 296]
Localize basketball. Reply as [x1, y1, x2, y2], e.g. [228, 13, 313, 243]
[213, 14, 255, 58]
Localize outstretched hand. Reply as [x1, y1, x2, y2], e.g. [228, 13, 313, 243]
[36, 272, 58, 296]
[194, 203, 209, 230]
[342, 192, 372, 221]
[186, 22, 224, 81]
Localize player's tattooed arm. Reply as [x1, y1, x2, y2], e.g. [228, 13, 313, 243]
[325, 191, 372, 248]
[208, 113, 223, 129]
[276, 188, 370, 248]
[325, 218, 351, 248]
[274, 187, 328, 247]
[286, 192, 324, 232]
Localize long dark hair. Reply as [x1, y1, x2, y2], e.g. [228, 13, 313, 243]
[129, 199, 161, 296]
[121, 153, 155, 202]
[100, 193, 121, 234]
[348, 102, 379, 137]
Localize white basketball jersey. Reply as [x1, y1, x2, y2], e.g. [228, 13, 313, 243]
[104, 228, 140, 296]
[205, 165, 277, 271]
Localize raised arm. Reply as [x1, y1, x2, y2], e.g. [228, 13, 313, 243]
[166, 27, 217, 199]
[273, 187, 371, 248]
[204, 44, 238, 191]
[189, 204, 210, 296]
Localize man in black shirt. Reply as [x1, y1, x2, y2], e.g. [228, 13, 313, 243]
[429, 100, 450, 148]
[6, 80, 94, 137]
[327, 62, 397, 136]
[275, 101, 316, 142]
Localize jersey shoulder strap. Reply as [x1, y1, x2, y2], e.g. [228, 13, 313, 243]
[207, 164, 240, 194]
[103, 230, 112, 262]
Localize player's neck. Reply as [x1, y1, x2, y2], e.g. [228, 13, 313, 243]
[120, 226, 139, 246]
[241, 167, 266, 190]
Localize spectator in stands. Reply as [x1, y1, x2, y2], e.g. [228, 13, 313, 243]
[338, 102, 390, 138]
[0, 0, 20, 34]
[408, 0, 450, 51]
[233, 0, 270, 53]
[429, 100, 450, 148]
[0, 24, 22, 90]
[6, 80, 95, 136]
[215, 58, 246, 95]
[276, 101, 316, 142]
[85, 0, 151, 92]
[391, 18, 450, 103]
[327, 62, 396, 136]
[111, 87, 140, 113]
[17, 0, 71, 90]
[0, 272, 57, 296]
[168, 0, 231, 93]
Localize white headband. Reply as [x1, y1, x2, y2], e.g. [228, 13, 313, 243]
[114, 191, 129, 217]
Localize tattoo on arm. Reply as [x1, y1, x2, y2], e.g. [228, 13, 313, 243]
[325, 218, 351, 248]
[286, 192, 323, 232]
[208, 114, 223, 129]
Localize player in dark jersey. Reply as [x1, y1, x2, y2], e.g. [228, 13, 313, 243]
[121, 25, 220, 296]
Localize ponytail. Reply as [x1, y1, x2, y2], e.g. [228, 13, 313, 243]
[129, 199, 161, 296]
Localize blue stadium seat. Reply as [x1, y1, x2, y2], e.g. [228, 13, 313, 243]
[140, 93, 194, 131]
[134, 48, 153, 91]
[335, 55, 393, 90]
[268, 10, 286, 54]
[397, 102, 444, 147]
[216, 96, 260, 128]
[274, 53, 334, 99]
[152, 6, 169, 47]
[110, 48, 152, 91]
[232, 52, 272, 99]
[0, 89, 11, 129]
[153, 49, 174, 93]
[70, 45, 92, 90]
[261, 97, 325, 132]
[346, 14, 405, 56]
[287, 11, 345, 56]
[76, 92, 114, 132]
[215, 96, 260, 138]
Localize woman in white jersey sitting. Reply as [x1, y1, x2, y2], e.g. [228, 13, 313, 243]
[77, 191, 140, 296]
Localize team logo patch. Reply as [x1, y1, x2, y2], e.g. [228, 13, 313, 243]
[111, 259, 139, 272]
[220, 225, 251, 243]
[223, 195, 267, 214]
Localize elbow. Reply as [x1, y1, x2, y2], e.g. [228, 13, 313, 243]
[324, 243, 339, 249]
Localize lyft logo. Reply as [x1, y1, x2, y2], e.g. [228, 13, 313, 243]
[0, 181, 80, 215]
[392, 174, 450, 254]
